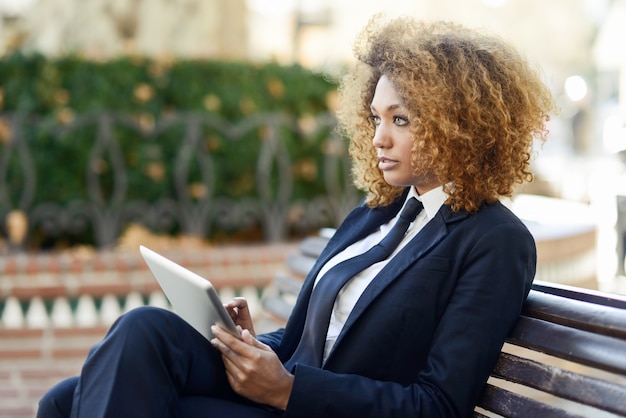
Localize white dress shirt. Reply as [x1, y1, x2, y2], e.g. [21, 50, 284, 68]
[315, 186, 448, 361]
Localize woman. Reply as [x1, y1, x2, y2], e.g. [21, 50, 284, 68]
[38, 15, 556, 418]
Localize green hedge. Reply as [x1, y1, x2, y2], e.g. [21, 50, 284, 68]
[0, 53, 343, 247]
[0, 52, 337, 115]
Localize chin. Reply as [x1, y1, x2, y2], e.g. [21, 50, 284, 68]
[383, 178, 411, 188]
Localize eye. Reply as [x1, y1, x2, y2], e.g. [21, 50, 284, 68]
[368, 115, 381, 126]
[393, 116, 409, 126]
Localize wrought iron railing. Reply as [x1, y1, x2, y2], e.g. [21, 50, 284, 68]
[0, 111, 361, 251]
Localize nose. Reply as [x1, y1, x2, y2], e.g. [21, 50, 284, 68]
[372, 123, 391, 149]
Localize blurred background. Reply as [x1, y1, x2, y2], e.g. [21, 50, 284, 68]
[0, 0, 625, 416]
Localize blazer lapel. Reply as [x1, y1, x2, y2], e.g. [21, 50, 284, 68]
[306, 197, 406, 291]
[325, 205, 467, 361]
[288, 198, 403, 334]
[282, 200, 405, 359]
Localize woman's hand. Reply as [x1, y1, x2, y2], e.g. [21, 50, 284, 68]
[224, 297, 256, 338]
[211, 325, 294, 411]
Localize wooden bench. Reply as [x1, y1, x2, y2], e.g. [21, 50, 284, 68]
[261, 232, 626, 418]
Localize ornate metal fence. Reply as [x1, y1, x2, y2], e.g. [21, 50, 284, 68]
[0, 111, 361, 251]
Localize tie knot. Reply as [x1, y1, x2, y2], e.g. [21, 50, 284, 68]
[399, 197, 422, 223]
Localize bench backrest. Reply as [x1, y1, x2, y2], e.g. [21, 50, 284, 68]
[262, 233, 626, 418]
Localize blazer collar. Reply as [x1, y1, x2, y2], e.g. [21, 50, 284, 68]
[322, 188, 467, 262]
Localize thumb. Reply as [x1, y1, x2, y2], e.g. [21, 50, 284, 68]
[242, 329, 270, 350]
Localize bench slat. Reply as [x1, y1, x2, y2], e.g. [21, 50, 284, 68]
[272, 272, 305, 296]
[476, 384, 584, 418]
[261, 295, 294, 322]
[532, 280, 626, 309]
[285, 253, 317, 277]
[524, 289, 626, 339]
[507, 316, 626, 375]
[299, 236, 329, 258]
[492, 351, 626, 416]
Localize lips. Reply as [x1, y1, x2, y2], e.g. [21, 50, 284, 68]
[378, 155, 399, 171]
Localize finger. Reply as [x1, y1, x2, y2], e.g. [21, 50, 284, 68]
[224, 297, 248, 310]
[225, 308, 237, 323]
[221, 358, 242, 388]
[221, 359, 248, 395]
[216, 341, 251, 385]
[241, 329, 271, 351]
[210, 337, 228, 355]
[213, 324, 238, 342]
[213, 323, 243, 341]
[212, 325, 251, 356]
[211, 337, 244, 372]
[220, 350, 241, 373]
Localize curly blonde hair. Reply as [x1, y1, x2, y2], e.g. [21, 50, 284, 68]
[337, 16, 557, 212]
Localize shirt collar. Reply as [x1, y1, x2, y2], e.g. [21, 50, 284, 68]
[407, 186, 447, 220]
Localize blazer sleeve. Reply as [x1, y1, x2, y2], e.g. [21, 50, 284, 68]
[283, 220, 536, 418]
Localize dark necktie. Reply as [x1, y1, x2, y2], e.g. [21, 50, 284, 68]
[285, 197, 423, 370]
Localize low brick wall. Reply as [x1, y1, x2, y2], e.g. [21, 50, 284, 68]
[0, 242, 297, 418]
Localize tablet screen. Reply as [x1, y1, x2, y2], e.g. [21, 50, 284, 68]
[140, 245, 241, 340]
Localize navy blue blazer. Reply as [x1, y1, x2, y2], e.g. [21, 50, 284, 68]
[260, 189, 536, 418]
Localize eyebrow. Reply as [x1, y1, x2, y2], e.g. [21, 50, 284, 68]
[370, 103, 404, 112]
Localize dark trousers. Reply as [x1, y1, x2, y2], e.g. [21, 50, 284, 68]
[37, 306, 281, 418]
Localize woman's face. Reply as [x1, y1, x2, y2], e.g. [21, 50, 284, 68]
[369, 75, 439, 194]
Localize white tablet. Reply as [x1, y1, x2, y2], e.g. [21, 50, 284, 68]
[139, 245, 240, 341]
